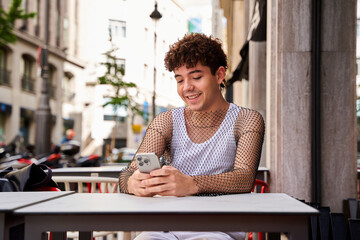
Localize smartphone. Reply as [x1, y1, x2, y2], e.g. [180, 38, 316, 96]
[135, 153, 161, 173]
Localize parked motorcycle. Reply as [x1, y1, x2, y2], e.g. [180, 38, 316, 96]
[59, 140, 101, 167]
[1, 139, 101, 169]
[0, 143, 38, 170]
[36, 145, 63, 168]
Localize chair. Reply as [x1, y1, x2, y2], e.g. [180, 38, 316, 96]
[248, 179, 270, 240]
[343, 198, 358, 220]
[52, 176, 119, 193]
[348, 219, 360, 240]
[251, 179, 269, 193]
[51, 176, 126, 240]
[329, 213, 346, 240]
[318, 206, 331, 240]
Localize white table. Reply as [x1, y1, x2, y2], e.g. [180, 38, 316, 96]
[50, 165, 127, 178]
[15, 193, 319, 240]
[0, 191, 73, 240]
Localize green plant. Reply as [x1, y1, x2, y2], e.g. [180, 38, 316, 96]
[0, 0, 36, 47]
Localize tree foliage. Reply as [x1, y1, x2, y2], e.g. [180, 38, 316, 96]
[98, 46, 143, 124]
[0, 0, 36, 47]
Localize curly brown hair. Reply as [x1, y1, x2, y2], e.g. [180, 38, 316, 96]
[164, 33, 228, 84]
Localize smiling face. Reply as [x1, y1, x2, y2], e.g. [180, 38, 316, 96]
[174, 62, 227, 113]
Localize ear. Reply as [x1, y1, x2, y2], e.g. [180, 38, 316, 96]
[215, 66, 226, 85]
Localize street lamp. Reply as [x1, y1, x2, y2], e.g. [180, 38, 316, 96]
[150, 2, 162, 120]
[35, 0, 51, 155]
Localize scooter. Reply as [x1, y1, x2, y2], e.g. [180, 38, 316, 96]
[36, 145, 63, 169]
[0, 136, 38, 170]
[60, 140, 101, 167]
[0, 147, 38, 170]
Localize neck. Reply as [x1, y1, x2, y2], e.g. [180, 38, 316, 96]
[185, 103, 230, 128]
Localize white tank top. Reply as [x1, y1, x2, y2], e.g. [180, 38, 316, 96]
[170, 103, 241, 176]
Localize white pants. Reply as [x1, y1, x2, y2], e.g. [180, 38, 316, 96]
[134, 231, 246, 240]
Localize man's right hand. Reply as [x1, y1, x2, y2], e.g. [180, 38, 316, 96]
[127, 169, 156, 197]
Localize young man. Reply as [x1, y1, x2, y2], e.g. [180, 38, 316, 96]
[119, 33, 265, 240]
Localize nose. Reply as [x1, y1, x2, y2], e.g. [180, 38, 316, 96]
[183, 79, 194, 92]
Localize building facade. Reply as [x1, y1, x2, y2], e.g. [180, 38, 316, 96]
[0, 0, 73, 150]
[0, 0, 188, 157]
[64, 0, 187, 157]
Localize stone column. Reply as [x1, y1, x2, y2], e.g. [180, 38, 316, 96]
[267, 0, 357, 211]
[265, 0, 277, 187]
[266, 0, 313, 200]
[249, 41, 266, 167]
[320, 0, 357, 211]
[9, 47, 21, 142]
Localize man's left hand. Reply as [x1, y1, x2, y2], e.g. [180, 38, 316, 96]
[140, 166, 198, 197]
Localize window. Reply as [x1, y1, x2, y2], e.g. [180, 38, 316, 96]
[63, 0, 69, 47]
[103, 97, 127, 122]
[0, 48, 11, 86]
[118, 58, 126, 75]
[21, 55, 35, 92]
[107, 58, 126, 76]
[56, 0, 61, 47]
[20, 0, 28, 31]
[34, 0, 40, 36]
[62, 72, 74, 102]
[108, 19, 126, 41]
[74, 0, 79, 55]
[48, 65, 57, 99]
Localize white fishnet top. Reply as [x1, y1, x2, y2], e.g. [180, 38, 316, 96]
[170, 104, 240, 175]
[119, 103, 265, 195]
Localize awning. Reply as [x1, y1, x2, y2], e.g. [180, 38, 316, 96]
[227, 0, 266, 87]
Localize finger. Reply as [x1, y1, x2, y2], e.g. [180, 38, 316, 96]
[138, 188, 156, 197]
[141, 176, 168, 187]
[150, 167, 174, 177]
[162, 165, 176, 170]
[134, 172, 153, 180]
[145, 183, 173, 195]
[132, 183, 155, 197]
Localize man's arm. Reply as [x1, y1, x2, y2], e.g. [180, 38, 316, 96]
[118, 111, 173, 195]
[192, 109, 265, 194]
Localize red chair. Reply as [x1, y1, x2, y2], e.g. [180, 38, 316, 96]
[35, 186, 61, 191]
[248, 179, 270, 240]
[252, 179, 269, 193]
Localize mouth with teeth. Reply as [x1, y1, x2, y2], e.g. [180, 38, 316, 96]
[186, 93, 201, 102]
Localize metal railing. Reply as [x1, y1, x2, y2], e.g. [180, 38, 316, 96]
[21, 76, 35, 93]
[0, 69, 11, 86]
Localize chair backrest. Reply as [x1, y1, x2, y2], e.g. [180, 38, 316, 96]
[52, 176, 119, 193]
[252, 179, 269, 193]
